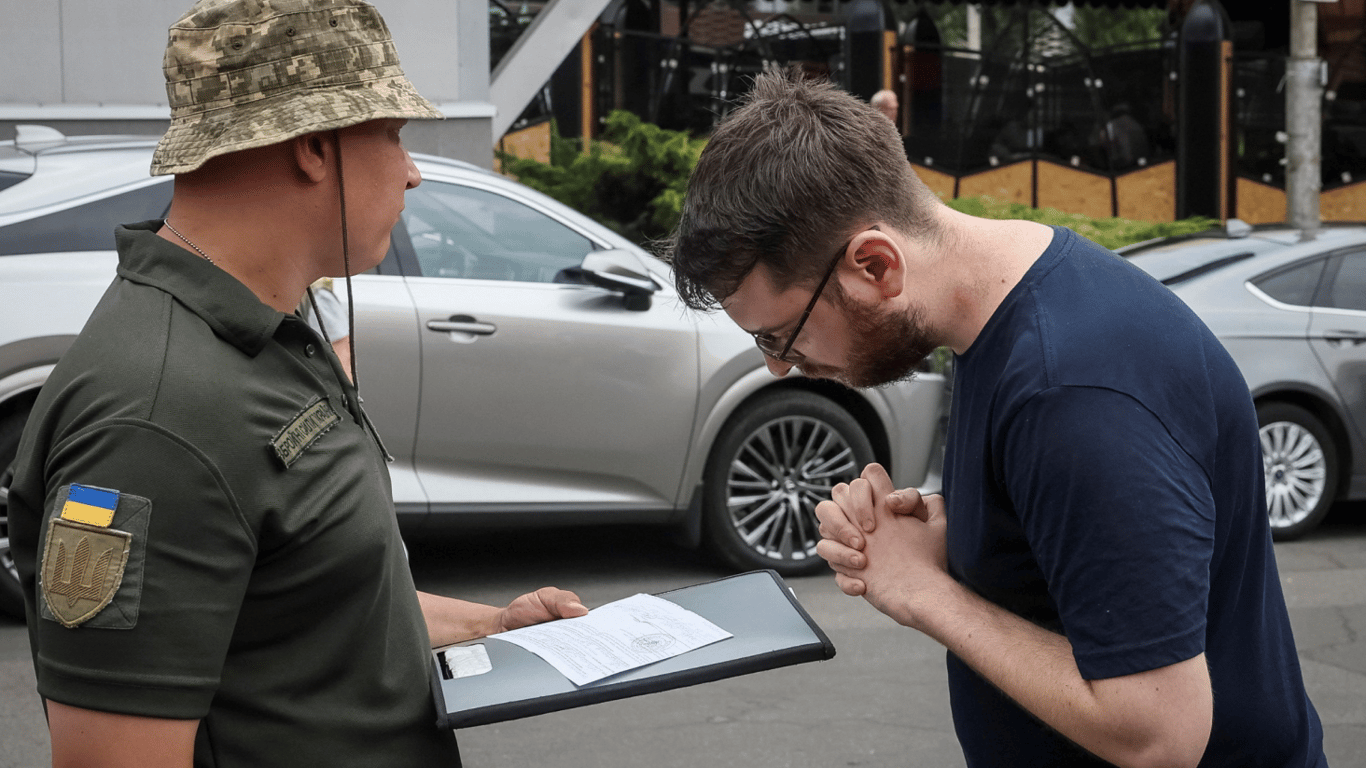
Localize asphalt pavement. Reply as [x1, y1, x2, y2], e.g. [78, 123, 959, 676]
[1273, 503, 1366, 767]
[1, 502, 1363, 767]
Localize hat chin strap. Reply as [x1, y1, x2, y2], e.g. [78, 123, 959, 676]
[326, 128, 393, 461]
[332, 128, 358, 389]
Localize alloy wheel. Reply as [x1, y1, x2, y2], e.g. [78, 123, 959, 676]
[1260, 419, 1328, 530]
[0, 463, 16, 590]
[724, 415, 860, 564]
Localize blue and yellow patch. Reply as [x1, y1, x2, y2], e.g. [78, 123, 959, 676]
[60, 484, 119, 527]
[43, 483, 137, 628]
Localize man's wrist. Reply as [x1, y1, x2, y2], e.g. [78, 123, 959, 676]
[892, 570, 963, 634]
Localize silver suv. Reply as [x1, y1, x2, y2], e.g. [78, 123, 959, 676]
[0, 128, 947, 618]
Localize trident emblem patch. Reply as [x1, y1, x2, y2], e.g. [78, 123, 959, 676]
[41, 517, 131, 628]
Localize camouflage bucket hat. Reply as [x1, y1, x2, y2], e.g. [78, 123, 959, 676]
[151, 0, 443, 176]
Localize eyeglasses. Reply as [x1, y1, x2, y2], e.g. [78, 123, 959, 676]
[752, 236, 854, 364]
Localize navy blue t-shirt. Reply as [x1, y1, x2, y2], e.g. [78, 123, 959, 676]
[942, 226, 1326, 767]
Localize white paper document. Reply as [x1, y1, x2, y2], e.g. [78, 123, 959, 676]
[491, 593, 733, 686]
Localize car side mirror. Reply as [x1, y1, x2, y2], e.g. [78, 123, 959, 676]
[578, 249, 659, 311]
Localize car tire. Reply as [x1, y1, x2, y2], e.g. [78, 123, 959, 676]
[1258, 401, 1339, 541]
[0, 407, 28, 619]
[702, 390, 874, 576]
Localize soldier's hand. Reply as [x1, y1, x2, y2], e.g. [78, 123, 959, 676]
[497, 587, 589, 632]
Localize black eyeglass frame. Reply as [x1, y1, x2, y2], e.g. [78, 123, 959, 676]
[755, 226, 876, 364]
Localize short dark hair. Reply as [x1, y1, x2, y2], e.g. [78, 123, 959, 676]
[666, 68, 941, 311]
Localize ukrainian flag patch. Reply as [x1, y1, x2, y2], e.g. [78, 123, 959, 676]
[60, 484, 119, 528]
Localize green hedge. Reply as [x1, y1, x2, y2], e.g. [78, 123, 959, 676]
[946, 196, 1218, 251]
[498, 111, 705, 244]
[499, 112, 1217, 251]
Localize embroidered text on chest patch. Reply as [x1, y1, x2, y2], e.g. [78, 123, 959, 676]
[271, 397, 341, 468]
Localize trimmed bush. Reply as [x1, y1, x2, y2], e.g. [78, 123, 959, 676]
[499, 114, 1217, 252]
[499, 111, 706, 244]
[947, 196, 1218, 250]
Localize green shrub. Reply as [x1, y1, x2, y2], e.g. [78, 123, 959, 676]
[498, 111, 706, 244]
[500, 115, 1216, 252]
[946, 196, 1218, 250]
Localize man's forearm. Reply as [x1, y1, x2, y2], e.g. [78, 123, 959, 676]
[903, 577, 1212, 768]
[417, 591, 503, 647]
[47, 701, 199, 768]
[417, 587, 590, 648]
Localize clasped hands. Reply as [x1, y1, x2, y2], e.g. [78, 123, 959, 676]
[815, 462, 950, 629]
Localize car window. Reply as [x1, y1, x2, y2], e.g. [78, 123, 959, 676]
[0, 181, 172, 256]
[400, 180, 594, 283]
[1322, 252, 1366, 311]
[0, 170, 28, 193]
[1252, 257, 1326, 307]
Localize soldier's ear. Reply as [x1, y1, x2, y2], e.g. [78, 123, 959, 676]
[291, 131, 330, 183]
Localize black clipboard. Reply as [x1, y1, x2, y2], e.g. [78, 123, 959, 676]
[431, 569, 835, 729]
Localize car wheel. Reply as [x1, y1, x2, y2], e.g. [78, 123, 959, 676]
[1258, 402, 1339, 541]
[0, 408, 27, 619]
[702, 390, 874, 576]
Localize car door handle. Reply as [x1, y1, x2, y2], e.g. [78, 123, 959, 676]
[1323, 330, 1366, 347]
[426, 315, 497, 336]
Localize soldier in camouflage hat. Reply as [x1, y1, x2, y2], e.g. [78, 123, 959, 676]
[10, 1, 588, 765]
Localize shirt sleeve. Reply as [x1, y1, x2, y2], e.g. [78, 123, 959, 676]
[303, 286, 350, 343]
[32, 419, 256, 719]
[1000, 385, 1215, 680]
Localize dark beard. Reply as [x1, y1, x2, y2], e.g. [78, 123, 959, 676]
[799, 294, 939, 389]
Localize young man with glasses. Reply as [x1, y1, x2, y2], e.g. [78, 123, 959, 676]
[667, 70, 1325, 768]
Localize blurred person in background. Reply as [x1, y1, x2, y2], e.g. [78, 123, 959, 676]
[871, 89, 899, 126]
[299, 277, 353, 381]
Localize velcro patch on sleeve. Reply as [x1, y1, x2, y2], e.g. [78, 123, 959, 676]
[41, 518, 132, 628]
[271, 396, 341, 468]
[60, 484, 119, 527]
[40, 486, 152, 630]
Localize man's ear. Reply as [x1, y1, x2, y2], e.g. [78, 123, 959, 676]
[291, 131, 330, 183]
[848, 229, 905, 300]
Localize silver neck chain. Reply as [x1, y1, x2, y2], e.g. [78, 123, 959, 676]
[162, 221, 214, 265]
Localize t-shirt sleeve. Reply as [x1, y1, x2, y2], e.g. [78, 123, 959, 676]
[1000, 385, 1215, 680]
[32, 420, 256, 719]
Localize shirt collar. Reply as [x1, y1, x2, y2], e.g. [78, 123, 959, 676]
[115, 221, 285, 357]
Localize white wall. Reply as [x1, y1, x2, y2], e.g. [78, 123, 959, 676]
[0, 0, 182, 105]
[0, 0, 494, 167]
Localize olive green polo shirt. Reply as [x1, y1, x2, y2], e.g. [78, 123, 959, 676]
[10, 221, 459, 767]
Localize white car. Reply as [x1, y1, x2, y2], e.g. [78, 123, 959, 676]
[0, 127, 948, 618]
